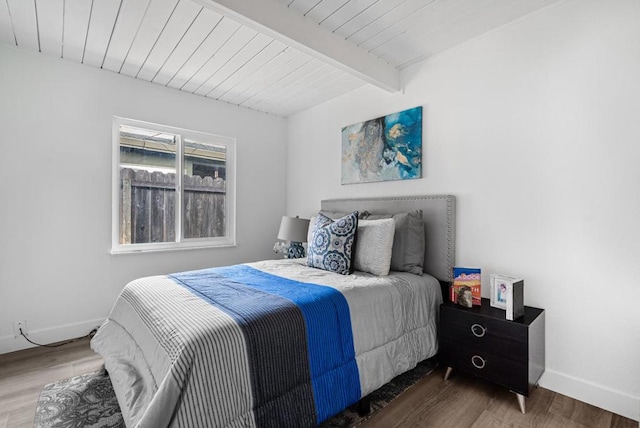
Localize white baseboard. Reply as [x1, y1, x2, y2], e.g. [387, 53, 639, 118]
[0, 318, 104, 355]
[539, 369, 640, 422]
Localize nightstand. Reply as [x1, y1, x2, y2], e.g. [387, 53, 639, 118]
[439, 298, 545, 413]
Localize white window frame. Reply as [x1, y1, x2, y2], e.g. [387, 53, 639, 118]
[111, 117, 236, 254]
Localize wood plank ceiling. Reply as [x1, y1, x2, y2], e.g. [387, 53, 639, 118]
[0, 0, 560, 117]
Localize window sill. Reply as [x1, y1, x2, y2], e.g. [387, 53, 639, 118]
[110, 241, 237, 255]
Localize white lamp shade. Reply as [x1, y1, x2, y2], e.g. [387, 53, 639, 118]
[277, 216, 310, 243]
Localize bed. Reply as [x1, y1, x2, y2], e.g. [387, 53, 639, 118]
[91, 195, 456, 428]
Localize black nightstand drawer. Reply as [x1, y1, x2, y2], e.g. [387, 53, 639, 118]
[439, 337, 529, 395]
[440, 304, 528, 361]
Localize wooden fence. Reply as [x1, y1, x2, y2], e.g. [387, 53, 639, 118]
[119, 168, 226, 244]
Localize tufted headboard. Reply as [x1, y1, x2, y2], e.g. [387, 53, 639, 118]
[321, 195, 456, 284]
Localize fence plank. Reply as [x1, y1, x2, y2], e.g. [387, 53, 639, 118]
[120, 168, 134, 244]
[215, 193, 225, 236]
[132, 170, 150, 243]
[193, 175, 204, 239]
[165, 172, 176, 242]
[183, 174, 193, 239]
[202, 176, 213, 237]
[150, 171, 165, 243]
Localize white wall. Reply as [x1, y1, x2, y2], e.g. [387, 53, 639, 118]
[287, 0, 640, 421]
[0, 44, 286, 354]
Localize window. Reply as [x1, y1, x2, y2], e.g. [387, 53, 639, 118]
[112, 117, 236, 253]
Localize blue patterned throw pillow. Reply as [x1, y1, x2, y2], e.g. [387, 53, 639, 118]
[307, 212, 358, 275]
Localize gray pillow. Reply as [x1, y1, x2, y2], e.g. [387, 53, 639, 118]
[363, 210, 425, 275]
[319, 210, 368, 220]
[318, 210, 349, 219]
[353, 219, 395, 276]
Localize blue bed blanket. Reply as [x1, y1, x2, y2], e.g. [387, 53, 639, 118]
[169, 265, 361, 426]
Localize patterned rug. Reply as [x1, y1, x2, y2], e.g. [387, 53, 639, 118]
[35, 358, 437, 428]
[34, 369, 124, 428]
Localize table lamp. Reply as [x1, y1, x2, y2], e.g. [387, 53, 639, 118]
[276, 216, 310, 259]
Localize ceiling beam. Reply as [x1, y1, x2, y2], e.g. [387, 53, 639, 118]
[192, 0, 401, 93]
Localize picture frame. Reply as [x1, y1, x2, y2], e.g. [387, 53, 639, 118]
[490, 274, 513, 310]
[490, 274, 525, 320]
[341, 106, 422, 184]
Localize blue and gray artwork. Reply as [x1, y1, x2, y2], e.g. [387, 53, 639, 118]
[341, 106, 422, 184]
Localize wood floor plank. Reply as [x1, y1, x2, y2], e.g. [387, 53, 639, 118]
[0, 364, 74, 394]
[362, 367, 495, 428]
[71, 357, 104, 376]
[470, 410, 505, 428]
[483, 382, 556, 427]
[5, 406, 36, 428]
[611, 413, 640, 428]
[523, 412, 593, 428]
[549, 392, 613, 428]
[0, 338, 94, 378]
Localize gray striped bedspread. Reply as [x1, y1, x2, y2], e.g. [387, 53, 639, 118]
[91, 258, 442, 427]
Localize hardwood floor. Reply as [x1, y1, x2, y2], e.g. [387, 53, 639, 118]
[0, 339, 636, 428]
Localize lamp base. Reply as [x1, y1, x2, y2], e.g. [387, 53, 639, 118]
[287, 242, 305, 259]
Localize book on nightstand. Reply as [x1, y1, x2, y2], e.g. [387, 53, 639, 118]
[451, 267, 481, 308]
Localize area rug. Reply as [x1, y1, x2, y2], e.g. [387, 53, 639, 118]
[34, 369, 124, 428]
[35, 358, 437, 428]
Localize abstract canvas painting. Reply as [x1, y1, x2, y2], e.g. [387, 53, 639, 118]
[341, 106, 422, 184]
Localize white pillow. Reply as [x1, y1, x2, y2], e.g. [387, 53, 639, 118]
[353, 219, 395, 276]
[307, 215, 318, 245]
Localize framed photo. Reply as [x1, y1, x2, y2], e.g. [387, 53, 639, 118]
[490, 274, 525, 319]
[490, 274, 512, 310]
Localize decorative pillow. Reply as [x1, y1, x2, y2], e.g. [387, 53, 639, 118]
[307, 212, 358, 275]
[308, 211, 369, 243]
[363, 210, 425, 275]
[353, 219, 395, 276]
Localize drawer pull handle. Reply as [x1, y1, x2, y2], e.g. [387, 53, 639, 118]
[471, 323, 486, 337]
[471, 355, 486, 369]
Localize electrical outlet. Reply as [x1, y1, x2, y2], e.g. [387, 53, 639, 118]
[13, 320, 27, 338]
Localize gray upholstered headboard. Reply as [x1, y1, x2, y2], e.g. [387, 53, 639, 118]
[321, 195, 456, 283]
